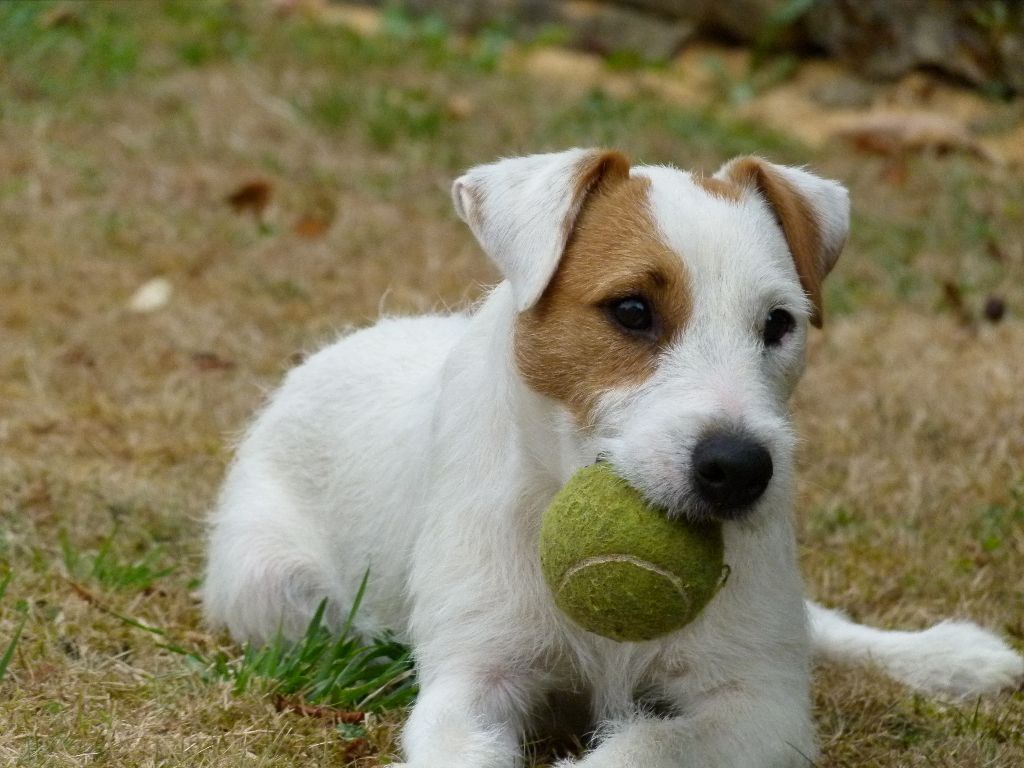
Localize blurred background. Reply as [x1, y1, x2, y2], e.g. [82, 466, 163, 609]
[1, 1, 1022, 766]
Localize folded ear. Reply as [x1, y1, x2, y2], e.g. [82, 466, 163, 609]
[452, 148, 631, 312]
[715, 157, 849, 327]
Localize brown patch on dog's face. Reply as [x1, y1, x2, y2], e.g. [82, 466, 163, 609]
[724, 158, 827, 327]
[515, 175, 692, 425]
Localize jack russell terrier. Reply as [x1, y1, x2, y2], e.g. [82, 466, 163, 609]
[203, 149, 1023, 767]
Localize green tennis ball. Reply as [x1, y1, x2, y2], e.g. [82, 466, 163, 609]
[540, 463, 727, 642]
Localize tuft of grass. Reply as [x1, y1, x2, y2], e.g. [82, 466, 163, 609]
[0, 572, 28, 683]
[973, 487, 1024, 553]
[60, 526, 174, 592]
[811, 504, 862, 538]
[307, 87, 358, 131]
[366, 87, 445, 149]
[172, 576, 417, 713]
[0, 1, 141, 100]
[163, 0, 251, 66]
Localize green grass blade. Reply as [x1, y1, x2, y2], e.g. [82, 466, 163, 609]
[339, 568, 370, 639]
[0, 605, 28, 683]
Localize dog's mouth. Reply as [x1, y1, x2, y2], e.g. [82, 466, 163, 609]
[598, 456, 770, 525]
[666, 494, 763, 524]
[598, 423, 778, 524]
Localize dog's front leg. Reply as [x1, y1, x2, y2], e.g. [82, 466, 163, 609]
[394, 669, 534, 768]
[565, 678, 815, 768]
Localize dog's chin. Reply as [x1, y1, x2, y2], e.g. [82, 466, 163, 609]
[669, 501, 760, 524]
[659, 489, 765, 525]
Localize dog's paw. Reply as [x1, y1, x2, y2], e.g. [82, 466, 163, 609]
[885, 620, 1024, 698]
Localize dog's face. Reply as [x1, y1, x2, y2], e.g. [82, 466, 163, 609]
[454, 149, 848, 522]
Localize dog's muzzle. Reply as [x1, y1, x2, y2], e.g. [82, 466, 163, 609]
[691, 429, 773, 519]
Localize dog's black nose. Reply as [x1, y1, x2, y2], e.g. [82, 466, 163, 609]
[691, 431, 773, 517]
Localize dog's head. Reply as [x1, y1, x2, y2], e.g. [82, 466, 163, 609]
[453, 149, 848, 522]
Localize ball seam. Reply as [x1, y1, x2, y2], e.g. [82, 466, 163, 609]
[557, 553, 687, 596]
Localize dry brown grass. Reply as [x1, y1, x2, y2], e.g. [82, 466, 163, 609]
[1, 2, 1022, 766]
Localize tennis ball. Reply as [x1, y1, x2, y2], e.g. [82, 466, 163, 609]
[540, 463, 727, 642]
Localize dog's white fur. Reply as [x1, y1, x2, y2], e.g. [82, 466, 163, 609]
[204, 149, 1023, 767]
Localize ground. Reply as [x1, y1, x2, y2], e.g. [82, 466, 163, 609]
[1, 2, 1023, 766]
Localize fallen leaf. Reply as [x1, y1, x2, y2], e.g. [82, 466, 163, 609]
[274, 695, 366, 724]
[292, 215, 331, 238]
[985, 238, 1006, 262]
[226, 180, 272, 218]
[40, 4, 80, 29]
[59, 345, 96, 368]
[191, 351, 236, 371]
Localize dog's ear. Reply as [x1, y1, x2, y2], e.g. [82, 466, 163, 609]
[715, 157, 849, 328]
[452, 149, 631, 312]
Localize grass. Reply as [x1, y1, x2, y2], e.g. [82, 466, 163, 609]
[0, 1, 1022, 766]
[161, 576, 417, 720]
[190, 609, 415, 714]
[60, 525, 174, 592]
[0, 573, 29, 684]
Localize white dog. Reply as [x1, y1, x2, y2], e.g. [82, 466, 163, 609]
[203, 149, 1023, 767]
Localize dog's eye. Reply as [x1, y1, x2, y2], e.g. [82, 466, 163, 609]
[609, 296, 654, 333]
[762, 308, 795, 347]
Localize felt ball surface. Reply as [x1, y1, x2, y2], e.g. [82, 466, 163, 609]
[540, 463, 726, 642]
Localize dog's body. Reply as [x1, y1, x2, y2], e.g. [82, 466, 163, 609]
[204, 150, 1023, 767]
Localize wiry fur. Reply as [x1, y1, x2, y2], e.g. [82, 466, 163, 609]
[203, 149, 1023, 767]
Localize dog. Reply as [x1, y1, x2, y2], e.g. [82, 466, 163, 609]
[203, 149, 1023, 767]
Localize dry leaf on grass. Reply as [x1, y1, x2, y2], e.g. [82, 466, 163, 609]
[39, 4, 81, 29]
[226, 179, 273, 219]
[273, 695, 366, 724]
[986, 239, 1007, 263]
[191, 351, 236, 371]
[59, 345, 96, 368]
[272, 697, 375, 761]
[292, 215, 331, 238]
